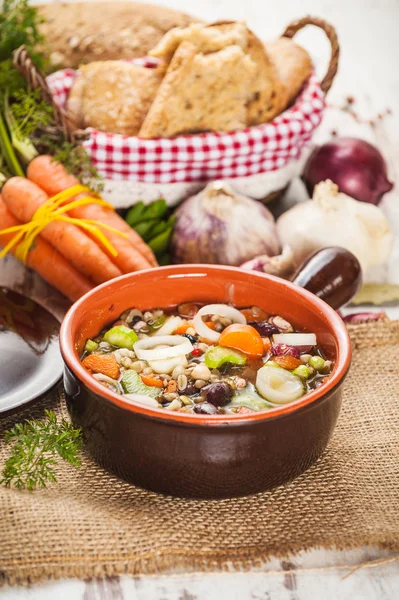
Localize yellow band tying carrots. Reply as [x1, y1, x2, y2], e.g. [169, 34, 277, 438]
[0, 184, 128, 263]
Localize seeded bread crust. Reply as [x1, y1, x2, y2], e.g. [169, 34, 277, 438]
[37, 1, 197, 69]
[149, 22, 289, 127]
[67, 61, 166, 135]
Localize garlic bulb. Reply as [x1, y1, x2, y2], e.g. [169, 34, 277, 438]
[170, 181, 280, 266]
[276, 180, 393, 272]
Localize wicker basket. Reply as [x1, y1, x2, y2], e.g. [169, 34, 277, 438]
[14, 16, 339, 208]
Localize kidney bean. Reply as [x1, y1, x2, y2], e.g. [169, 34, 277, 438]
[194, 402, 218, 415]
[201, 382, 234, 407]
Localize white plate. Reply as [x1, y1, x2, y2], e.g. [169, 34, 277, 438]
[0, 288, 64, 413]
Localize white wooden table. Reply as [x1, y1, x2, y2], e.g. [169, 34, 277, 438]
[1, 0, 398, 597]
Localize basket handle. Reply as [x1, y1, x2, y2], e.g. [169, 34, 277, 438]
[281, 16, 339, 95]
[12, 45, 86, 143]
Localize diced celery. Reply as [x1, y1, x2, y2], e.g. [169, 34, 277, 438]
[309, 356, 325, 371]
[292, 365, 311, 379]
[205, 346, 247, 369]
[103, 325, 138, 349]
[121, 370, 160, 398]
[85, 339, 99, 353]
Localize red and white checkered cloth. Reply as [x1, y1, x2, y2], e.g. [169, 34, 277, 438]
[47, 58, 325, 184]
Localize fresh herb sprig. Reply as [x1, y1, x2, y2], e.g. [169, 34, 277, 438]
[10, 88, 53, 138]
[0, 0, 45, 94]
[53, 142, 105, 193]
[0, 0, 44, 61]
[1, 410, 82, 491]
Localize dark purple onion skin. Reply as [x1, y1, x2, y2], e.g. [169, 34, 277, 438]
[303, 137, 393, 204]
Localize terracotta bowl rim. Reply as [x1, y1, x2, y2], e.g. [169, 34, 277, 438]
[60, 265, 351, 426]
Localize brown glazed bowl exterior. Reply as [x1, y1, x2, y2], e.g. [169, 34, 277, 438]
[60, 265, 351, 499]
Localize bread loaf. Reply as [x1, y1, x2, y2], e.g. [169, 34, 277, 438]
[37, 1, 197, 69]
[67, 61, 166, 135]
[266, 38, 312, 105]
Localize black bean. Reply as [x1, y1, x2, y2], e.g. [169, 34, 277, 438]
[201, 382, 233, 407]
[180, 383, 198, 396]
[194, 402, 218, 415]
[248, 321, 279, 336]
[182, 333, 198, 344]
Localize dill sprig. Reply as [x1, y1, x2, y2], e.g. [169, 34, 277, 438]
[1, 410, 82, 490]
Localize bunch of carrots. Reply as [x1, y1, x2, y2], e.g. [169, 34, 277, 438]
[0, 156, 157, 302]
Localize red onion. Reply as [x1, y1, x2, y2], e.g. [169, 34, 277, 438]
[303, 137, 393, 205]
[271, 344, 300, 359]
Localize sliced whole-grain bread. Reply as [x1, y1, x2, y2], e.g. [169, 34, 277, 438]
[139, 41, 257, 138]
[149, 21, 289, 126]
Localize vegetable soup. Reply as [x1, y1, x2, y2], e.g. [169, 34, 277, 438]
[81, 303, 334, 415]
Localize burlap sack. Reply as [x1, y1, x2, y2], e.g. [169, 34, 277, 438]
[0, 320, 398, 586]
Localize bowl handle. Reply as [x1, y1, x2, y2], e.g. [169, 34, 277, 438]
[291, 247, 362, 310]
[281, 16, 340, 95]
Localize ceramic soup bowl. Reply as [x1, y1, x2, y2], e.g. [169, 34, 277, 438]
[60, 263, 352, 498]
